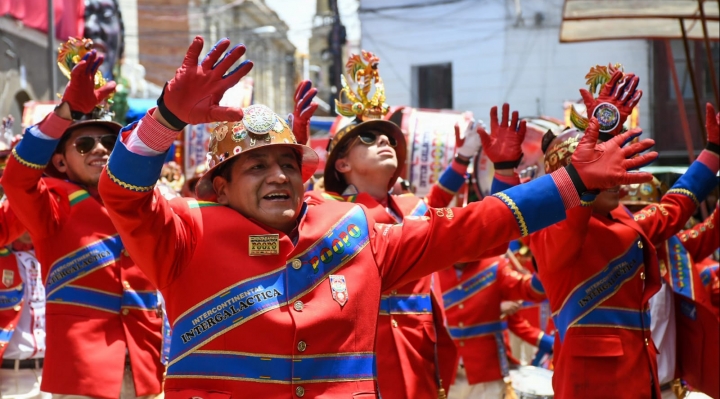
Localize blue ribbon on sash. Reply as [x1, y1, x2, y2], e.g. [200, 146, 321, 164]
[572, 307, 650, 329]
[0, 285, 23, 311]
[47, 285, 121, 313]
[442, 264, 498, 309]
[379, 294, 432, 315]
[168, 206, 370, 373]
[122, 290, 160, 310]
[166, 351, 376, 382]
[448, 320, 507, 340]
[553, 241, 644, 342]
[493, 332, 510, 377]
[667, 236, 695, 300]
[46, 235, 124, 297]
[408, 201, 429, 217]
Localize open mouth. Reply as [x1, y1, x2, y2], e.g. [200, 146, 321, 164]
[263, 192, 291, 201]
[88, 159, 107, 167]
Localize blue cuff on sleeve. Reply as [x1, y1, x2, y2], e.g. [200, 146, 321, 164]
[12, 127, 60, 169]
[530, 274, 545, 294]
[106, 130, 167, 192]
[437, 165, 466, 193]
[668, 161, 718, 206]
[539, 333, 554, 352]
[492, 174, 566, 236]
[491, 178, 514, 194]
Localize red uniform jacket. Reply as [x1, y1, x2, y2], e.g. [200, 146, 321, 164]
[652, 205, 720, 398]
[99, 124, 572, 399]
[528, 159, 717, 399]
[0, 201, 26, 357]
[2, 128, 164, 398]
[438, 256, 547, 385]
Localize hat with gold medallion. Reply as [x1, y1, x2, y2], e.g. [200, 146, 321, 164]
[195, 104, 319, 200]
[324, 51, 406, 194]
[620, 177, 666, 207]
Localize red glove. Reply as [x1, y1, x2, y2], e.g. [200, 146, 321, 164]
[288, 80, 318, 145]
[157, 36, 254, 130]
[478, 103, 526, 168]
[568, 117, 657, 192]
[580, 71, 642, 139]
[705, 103, 719, 152]
[61, 50, 116, 115]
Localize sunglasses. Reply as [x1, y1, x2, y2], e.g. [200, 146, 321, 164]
[73, 135, 116, 155]
[355, 131, 398, 148]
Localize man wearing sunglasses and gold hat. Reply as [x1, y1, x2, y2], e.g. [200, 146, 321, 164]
[97, 36, 656, 398]
[2, 47, 164, 398]
[304, 52, 532, 399]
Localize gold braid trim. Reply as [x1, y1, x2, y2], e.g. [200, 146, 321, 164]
[667, 188, 699, 206]
[106, 167, 155, 192]
[493, 192, 529, 236]
[11, 148, 46, 170]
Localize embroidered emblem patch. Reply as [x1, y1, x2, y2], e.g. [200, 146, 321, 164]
[329, 274, 348, 307]
[2, 269, 13, 287]
[592, 102, 620, 133]
[249, 234, 280, 256]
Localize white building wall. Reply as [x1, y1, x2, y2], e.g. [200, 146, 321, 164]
[360, 0, 651, 133]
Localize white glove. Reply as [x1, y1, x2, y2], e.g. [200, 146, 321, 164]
[456, 119, 483, 159]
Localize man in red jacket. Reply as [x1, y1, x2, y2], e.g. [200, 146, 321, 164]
[303, 52, 526, 399]
[96, 36, 655, 398]
[529, 67, 719, 399]
[2, 50, 164, 398]
[623, 184, 720, 399]
[439, 255, 550, 398]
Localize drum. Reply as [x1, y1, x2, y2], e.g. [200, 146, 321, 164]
[509, 366, 554, 399]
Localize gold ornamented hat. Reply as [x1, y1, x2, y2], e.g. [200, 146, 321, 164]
[324, 50, 405, 194]
[620, 177, 666, 207]
[195, 104, 319, 200]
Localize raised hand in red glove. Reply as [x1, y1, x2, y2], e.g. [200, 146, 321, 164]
[61, 50, 116, 116]
[567, 117, 657, 192]
[478, 103, 526, 169]
[157, 36, 254, 130]
[288, 80, 318, 145]
[580, 71, 642, 139]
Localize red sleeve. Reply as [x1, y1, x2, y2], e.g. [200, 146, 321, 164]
[2, 151, 69, 241]
[677, 204, 719, 262]
[498, 259, 546, 302]
[424, 184, 457, 208]
[0, 201, 26, 246]
[506, 312, 543, 346]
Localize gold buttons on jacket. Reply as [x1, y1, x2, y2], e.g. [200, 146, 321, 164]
[644, 338, 649, 346]
[122, 308, 129, 315]
[122, 249, 130, 257]
[391, 290, 398, 295]
[458, 303, 464, 310]
[459, 341, 465, 347]
[123, 281, 131, 289]
[637, 241, 644, 249]
[13, 305, 21, 311]
[297, 341, 307, 352]
[293, 301, 304, 312]
[391, 320, 398, 328]
[290, 259, 302, 270]
[295, 386, 305, 397]
[458, 322, 464, 327]
[640, 272, 646, 280]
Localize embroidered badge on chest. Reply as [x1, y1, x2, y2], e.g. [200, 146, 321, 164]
[2, 269, 13, 287]
[249, 234, 280, 256]
[329, 274, 348, 307]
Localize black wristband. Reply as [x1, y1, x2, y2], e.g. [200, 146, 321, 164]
[156, 83, 188, 130]
[565, 163, 588, 196]
[493, 154, 523, 170]
[454, 154, 471, 166]
[706, 141, 720, 155]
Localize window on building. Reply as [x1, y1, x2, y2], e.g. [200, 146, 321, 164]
[412, 63, 453, 109]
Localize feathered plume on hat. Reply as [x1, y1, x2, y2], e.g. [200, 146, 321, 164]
[334, 50, 389, 121]
[569, 63, 623, 131]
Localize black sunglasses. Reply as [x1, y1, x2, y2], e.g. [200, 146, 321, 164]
[73, 135, 116, 155]
[356, 131, 398, 148]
